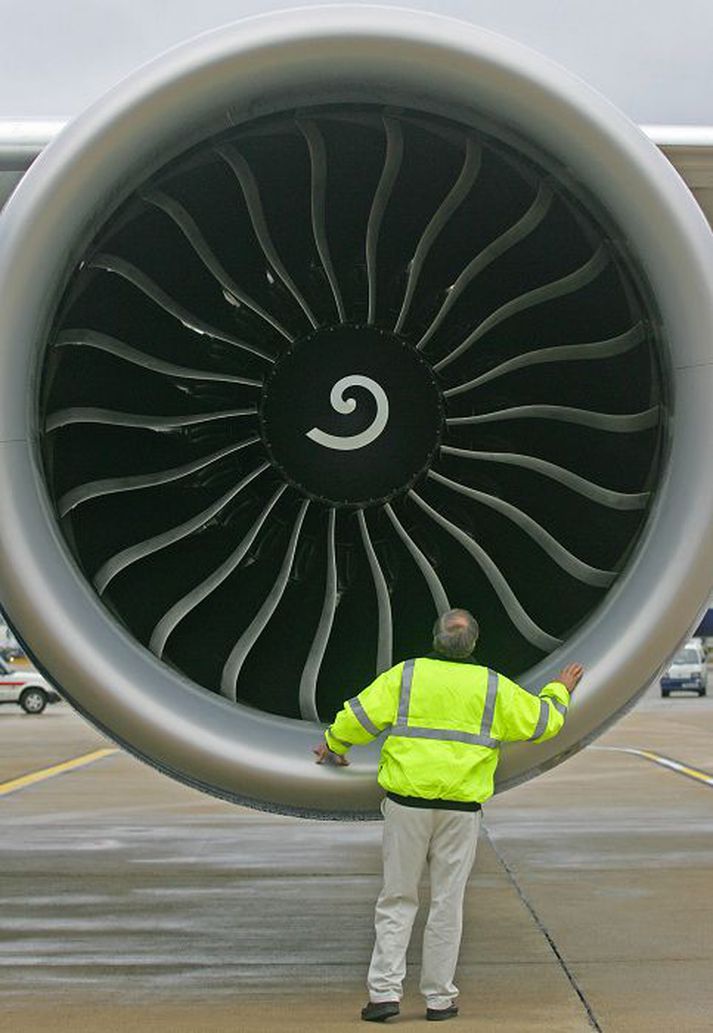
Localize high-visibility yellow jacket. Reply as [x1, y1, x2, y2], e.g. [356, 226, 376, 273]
[325, 656, 570, 804]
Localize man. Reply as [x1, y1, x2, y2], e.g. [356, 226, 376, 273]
[314, 608, 583, 1023]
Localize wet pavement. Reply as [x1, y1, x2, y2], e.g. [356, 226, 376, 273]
[1, 681, 712, 1032]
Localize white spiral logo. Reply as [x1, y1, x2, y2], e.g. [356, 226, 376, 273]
[306, 375, 390, 451]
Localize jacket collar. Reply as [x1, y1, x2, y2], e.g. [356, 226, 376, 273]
[426, 652, 478, 665]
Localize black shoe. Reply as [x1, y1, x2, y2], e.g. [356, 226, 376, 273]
[361, 1000, 400, 1022]
[426, 1004, 459, 1021]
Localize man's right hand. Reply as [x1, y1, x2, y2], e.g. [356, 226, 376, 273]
[313, 742, 350, 766]
[557, 663, 584, 693]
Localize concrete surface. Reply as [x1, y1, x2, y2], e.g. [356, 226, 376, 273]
[0, 680, 712, 1032]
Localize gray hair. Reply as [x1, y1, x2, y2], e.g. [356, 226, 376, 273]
[432, 609, 479, 659]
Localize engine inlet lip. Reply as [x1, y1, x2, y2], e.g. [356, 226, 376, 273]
[0, 6, 712, 815]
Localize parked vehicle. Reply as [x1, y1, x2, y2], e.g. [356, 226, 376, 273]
[0, 657, 60, 713]
[660, 640, 708, 697]
[0, 646, 27, 665]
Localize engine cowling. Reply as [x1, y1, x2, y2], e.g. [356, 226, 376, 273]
[0, 7, 712, 816]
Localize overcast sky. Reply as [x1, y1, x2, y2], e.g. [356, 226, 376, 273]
[0, 0, 711, 124]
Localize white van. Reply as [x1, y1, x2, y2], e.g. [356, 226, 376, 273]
[0, 656, 60, 713]
[660, 640, 708, 698]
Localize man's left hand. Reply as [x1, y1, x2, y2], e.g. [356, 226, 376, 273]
[313, 742, 350, 766]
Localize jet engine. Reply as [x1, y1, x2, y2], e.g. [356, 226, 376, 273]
[0, 7, 712, 816]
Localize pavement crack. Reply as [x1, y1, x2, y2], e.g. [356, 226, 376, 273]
[482, 821, 603, 1032]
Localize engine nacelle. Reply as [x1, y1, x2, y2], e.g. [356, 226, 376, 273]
[0, 7, 712, 816]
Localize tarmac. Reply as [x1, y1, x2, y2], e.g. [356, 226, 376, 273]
[1, 679, 712, 1033]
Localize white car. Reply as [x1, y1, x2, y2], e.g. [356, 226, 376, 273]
[660, 640, 709, 698]
[0, 657, 61, 713]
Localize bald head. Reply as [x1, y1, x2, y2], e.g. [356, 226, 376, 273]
[432, 609, 479, 660]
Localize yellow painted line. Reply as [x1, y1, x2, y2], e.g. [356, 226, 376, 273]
[593, 746, 713, 787]
[0, 747, 119, 798]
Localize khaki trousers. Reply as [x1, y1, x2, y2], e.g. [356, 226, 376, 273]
[367, 796, 480, 1010]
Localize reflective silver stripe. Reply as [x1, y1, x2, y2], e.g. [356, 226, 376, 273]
[390, 724, 500, 749]
[348, 696, 381, 737]
[390, 660, 501, 748]
[529, 699, 551, 740]
[398, 658, 416, 725]
[481, 668, 499, 738]
[549, 698, 568, 718]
